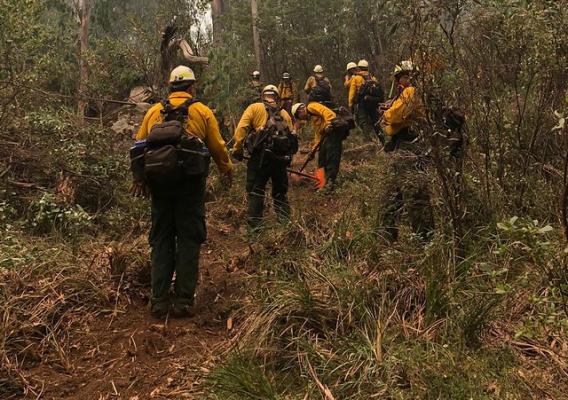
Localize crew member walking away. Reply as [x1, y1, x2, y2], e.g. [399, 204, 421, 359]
[231, 85, 298, 228]
[241, 70, 263, 109]
[348, 59, 384, 141]
[130, 66, 233, 319]
[278, 72, 296, 115]
[343, 62, 358, 91]
[376, 60, 434, 241]
[292, 101, 351, 194]
[250, 70, 262, 93]
[304, 65, 332, 97]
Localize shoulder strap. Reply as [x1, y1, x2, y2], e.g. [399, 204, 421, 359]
[161, 98, 200, 123]
[264, 102, 282, 116]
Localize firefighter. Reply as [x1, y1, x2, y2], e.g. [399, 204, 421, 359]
[348, 59, 383, 141]
[304, 65, 332, 96]
[376, 60, 434, 241]
[132, 66, 233, 318]
[343, 62, 358, 90]
[231, 85, 298, 227]
[292, 101, 350, 194]
[241, 70, 263, 109]
[278, 72, 296, 115]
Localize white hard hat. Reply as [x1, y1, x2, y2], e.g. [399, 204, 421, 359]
[169, 65, 196, 84]
[252, 70, 261, 77]
[282, 72, 291, 79]
[291, 103, 305, 117]
[394, 60, 417, 76]
[262, 84, 280, 97]
[346, 62, 357, 71]
[357, 59, 369, 68]
[313, 65, 324, 73]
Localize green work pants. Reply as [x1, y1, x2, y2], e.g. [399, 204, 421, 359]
[246, 151, 290, 227]
[318, 130, 344, 188]
[149, 175, 206, 307]
[356, 104, 381, 141]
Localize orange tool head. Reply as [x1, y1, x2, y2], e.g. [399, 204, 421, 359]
[315, 168, 326, 190]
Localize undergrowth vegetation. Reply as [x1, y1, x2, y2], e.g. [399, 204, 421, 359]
[0, 104, 151, 397]
[204, 153, 568, 399]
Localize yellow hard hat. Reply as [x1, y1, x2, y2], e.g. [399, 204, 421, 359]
[346, 62, 357, 71]
[169, 65, 196, 84]
[291, 103, 305, 117]
[262, 84, 280, 97]
[357, 59, 369, 68]
[394, 60, 417, 76]
[313, 65, 324, 73]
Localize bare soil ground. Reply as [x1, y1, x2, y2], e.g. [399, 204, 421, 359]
[27, 223, 247, 400]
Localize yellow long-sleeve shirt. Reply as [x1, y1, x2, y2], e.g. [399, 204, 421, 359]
[382, 86, 425, 136]
[135, 92, 233, 173]
[278, 81, 295, 100]
[348, 71, 377, 108]
[306, 102, 336, 149]
[232, 102, 294, 153]
[304, 75, 331, 94]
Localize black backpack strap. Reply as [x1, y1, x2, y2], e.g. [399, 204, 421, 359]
[161, 98, 200, 122]
[263, 103, 282, 119]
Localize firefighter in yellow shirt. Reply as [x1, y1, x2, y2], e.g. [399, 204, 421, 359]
[348, 59, 384, 141]
[231, 85, 298, 227]
[132, 66, 233, 318]
[343, 62, 358, 90]
[292, 101, 349, 193]
[376, 60, 434, 242]
[278, 72, 296, 115]
[304, 65, 334, 108]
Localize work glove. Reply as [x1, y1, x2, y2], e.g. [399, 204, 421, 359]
[130, 181, 149, 198]
[230, 148, 244, 162]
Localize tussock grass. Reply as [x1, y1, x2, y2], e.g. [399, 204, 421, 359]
[204, 155, 568, 399]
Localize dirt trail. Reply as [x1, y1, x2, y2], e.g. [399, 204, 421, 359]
[29, 221, 248, 400]
[24, 143, 371, 400]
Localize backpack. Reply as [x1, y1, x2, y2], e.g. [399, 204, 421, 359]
[357, 75, 384, 108]
[332, 106, 356, 131]
[131, 98, 210, 189]
[245, 105, 298, 163]
[308, 76, 333, 104]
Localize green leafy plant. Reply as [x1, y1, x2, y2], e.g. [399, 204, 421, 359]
[29, 192, 92, 236]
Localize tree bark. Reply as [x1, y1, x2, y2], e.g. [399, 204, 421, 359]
[251, 0, 262, 74]
[77, 0, 91, 121]
[212, 0, 225, 44]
